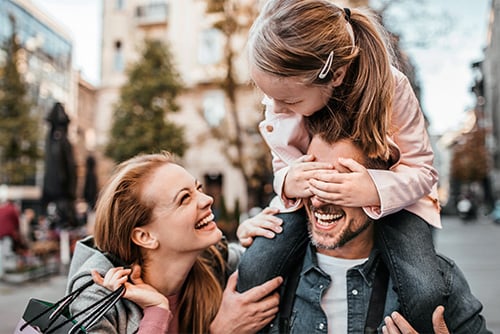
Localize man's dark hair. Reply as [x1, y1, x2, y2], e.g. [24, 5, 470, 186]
[304, 108, 392, 170]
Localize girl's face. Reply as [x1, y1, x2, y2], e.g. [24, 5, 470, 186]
[143, 163, 222, 256]
[251, 66, 333, 117]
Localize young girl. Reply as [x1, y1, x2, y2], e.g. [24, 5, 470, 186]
[236, 0, 445, 332]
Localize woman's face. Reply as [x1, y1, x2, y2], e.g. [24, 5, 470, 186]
[143, 163, 222, 255]
[251, 66, 333, 117]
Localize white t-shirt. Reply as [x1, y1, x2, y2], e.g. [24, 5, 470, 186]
[316, 253, 368, 334]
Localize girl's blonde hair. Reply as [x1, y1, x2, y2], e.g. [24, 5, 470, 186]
[248, 0, 395, 159]
[93, 152, 224, 333]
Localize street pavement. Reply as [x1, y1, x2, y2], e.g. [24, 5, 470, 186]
[1, 214, 499, 334]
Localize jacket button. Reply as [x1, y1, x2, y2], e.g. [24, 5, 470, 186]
[266, 125, 274, 132]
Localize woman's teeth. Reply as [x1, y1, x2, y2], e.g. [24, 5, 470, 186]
[195, 213, 214, 229]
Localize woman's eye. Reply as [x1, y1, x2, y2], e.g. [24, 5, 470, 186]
[180, 193, 190, 204]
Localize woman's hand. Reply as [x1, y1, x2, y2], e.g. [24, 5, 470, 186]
[92, 264, 169, 311]
[236, 207, 283, 247]
[283, 155, 333, 199]
[210, 271, 282, 334]
[382, 306, 449, 334]
[308, 157, 380, 207]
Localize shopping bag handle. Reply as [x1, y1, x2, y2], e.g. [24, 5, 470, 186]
[45, 285, 125, 334]
[20, 279, 94, 331]
[69, 285, 125, 334]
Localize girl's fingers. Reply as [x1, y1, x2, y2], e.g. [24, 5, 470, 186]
[337, 157, 366, 172]
[261, 207, 280, 215]
[91, 269, 103, 285]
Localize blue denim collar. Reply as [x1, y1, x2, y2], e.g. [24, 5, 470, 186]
[303, 243, 382, 287]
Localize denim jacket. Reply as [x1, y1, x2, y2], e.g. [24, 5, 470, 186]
[266, 244, 491, 334]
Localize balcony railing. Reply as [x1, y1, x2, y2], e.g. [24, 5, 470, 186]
[135, 3, 168, 26]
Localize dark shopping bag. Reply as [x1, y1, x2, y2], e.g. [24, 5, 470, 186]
[14, 279, 125, 334]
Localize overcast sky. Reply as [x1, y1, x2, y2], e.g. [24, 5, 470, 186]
[31, 0, 491, 135]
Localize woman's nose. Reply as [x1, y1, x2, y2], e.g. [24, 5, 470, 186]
[199, 192, 214, 208]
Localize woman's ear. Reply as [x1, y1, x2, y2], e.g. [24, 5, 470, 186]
[131, 227, 159, 250]
[331, 65, 348, 87]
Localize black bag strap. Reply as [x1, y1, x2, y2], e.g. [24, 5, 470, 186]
[364, 261, 390, 334]
[20, 279, 94, 331]
[44, 284, 125, 334]
[21, 252, 128, 333]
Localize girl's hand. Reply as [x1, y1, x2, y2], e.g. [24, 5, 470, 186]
[308, 157, 380, 207]
[92, 264, 169, 310]
[382, 306, 449, 334]
[210, 271, 282, 334]
[283, 155, 333, 199]
[236, 207, 283, 247]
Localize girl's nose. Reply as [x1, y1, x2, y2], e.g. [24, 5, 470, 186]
[272, 101, 288, 114]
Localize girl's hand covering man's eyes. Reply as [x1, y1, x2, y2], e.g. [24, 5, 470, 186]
[283, 154, 333, 200]
[308, 157, 380, 207]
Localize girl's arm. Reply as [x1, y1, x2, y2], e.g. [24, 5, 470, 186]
[259, 96, 313, 210]
[365, 69, 438, 216]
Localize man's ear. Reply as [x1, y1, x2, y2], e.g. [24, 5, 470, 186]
[131, 227, 159, 250]
[331, 65, 348, 87]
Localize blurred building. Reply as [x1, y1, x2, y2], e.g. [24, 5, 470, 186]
[97, 0, 260, 212]
[0, 0, 97, 212]
[482, 0, 500, 195]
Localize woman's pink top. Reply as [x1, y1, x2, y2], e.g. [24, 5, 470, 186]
[137, 294, 179, 334]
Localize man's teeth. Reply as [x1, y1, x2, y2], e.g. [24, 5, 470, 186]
[314, 212, 343, 226]
[195, 213, 214, 229]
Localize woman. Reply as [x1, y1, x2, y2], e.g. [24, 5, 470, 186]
[66, 152, 281, 333]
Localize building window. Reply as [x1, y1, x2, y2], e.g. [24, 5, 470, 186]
[198, 28, 222, 65]
[116, 0, 125, 10]
[203, 90, 225, 127]
[114, 40, 124, 72]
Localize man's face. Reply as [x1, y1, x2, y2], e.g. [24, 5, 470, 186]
[305, 137, 374, 258]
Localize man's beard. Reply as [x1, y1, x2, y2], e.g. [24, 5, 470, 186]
[308, 216, 372, 250]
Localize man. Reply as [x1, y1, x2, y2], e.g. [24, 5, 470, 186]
[260, 132, 491, 334]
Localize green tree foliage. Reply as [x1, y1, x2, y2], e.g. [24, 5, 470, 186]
[105, 39, 187, 162]
[0, 17, 40, 185]
[204, 0, 274, 209]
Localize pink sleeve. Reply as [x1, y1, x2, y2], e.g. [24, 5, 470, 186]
[137, 306, 172, 334]
[259, 96, 310, 210]
[364, 68, 438, 218]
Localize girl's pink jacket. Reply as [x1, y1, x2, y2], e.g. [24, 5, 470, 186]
[258, 67, 441, 228]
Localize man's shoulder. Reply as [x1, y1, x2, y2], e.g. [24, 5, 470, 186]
[435, 253, 471, 293]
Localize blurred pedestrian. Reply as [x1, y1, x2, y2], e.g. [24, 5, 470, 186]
[83, 154, 98, 211]
[0, 199, 27, 254]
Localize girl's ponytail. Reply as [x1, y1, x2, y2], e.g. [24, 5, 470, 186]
[341, 8, 395, 160]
